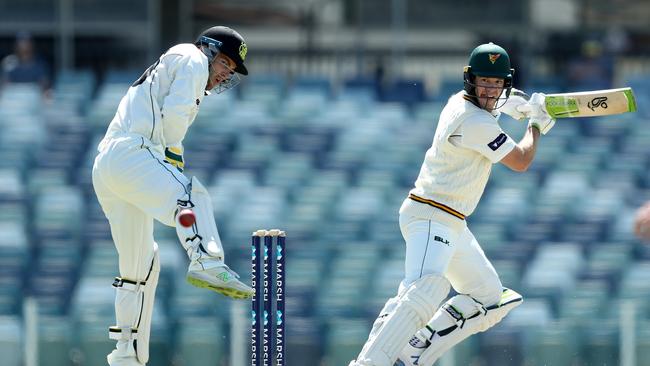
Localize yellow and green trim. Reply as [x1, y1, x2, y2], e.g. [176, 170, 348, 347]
[164, 147, 184, 171]
[165, 148, 183, 163]
[408, 194, 466, 220]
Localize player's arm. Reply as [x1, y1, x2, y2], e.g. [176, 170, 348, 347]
[499, 91, 554, 171]
[456, 115, 518, 167]
[499, 125, 540, 172]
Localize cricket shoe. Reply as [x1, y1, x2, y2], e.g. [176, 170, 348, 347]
[186, 259, 253, 299]
[107, 351, 144, 366]
[393, 327, 435, 366]
[107, 339, 144, 366]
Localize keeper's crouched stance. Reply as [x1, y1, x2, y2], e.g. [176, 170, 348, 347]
[350, 42, 553, 366]
[92, 26, 253, 366]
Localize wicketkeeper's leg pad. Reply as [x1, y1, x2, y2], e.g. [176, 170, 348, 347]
[175, 176, 224, 269]
[355, 274, 450, 366]
[108, 243, 160, 365]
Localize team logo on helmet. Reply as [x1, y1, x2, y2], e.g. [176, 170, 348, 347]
[239, 42, 248, 61]
[488, 53, 500, 64]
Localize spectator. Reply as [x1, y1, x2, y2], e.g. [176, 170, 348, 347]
[1, 32, 51, 95]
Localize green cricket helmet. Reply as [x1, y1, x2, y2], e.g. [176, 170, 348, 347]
[463, 42, 514, 108]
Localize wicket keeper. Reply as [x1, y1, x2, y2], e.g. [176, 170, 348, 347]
[92, 26, 253, 366]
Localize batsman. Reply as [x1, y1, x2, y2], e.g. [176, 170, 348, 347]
[92, 26, 253, 366]
[350, 43, 555, 366]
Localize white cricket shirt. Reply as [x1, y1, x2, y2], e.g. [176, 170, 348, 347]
[400, 91, 516, 226]
[99, 43, 209, 155]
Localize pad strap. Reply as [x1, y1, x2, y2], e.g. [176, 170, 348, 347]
[112, 277, 146, 291]
[109, 326, 138, 341]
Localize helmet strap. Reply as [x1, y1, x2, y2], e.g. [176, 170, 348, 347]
[463, 67, 478, 107]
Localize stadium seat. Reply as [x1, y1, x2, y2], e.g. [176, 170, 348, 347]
[0, 316, 22, 366]
[324, 318, 370, 366]
[524, 320, 579, 366]
[174, 317, 225, 365]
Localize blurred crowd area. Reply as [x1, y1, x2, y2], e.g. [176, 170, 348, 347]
[0, 0, 650, 365]
[2, 0, 650, 95]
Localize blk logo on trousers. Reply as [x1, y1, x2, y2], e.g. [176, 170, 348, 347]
[434, 236, 450, 246]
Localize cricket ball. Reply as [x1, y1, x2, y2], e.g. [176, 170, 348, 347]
[177, 209, 196, 228]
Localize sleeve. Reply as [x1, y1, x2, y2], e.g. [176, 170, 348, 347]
[160, 53, 208, 145]
[164, 142, 184, 172]
[458, 114, 516, 163]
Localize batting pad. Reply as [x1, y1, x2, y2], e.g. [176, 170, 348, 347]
[356, 275, 450, 365]
[176, 176, 224, 268]
[108, 243, 160, 364]
[366, 295, 400, 345]
[416, 288, 522, 365]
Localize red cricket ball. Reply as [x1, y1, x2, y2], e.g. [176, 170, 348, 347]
[177, 209, 196, 228]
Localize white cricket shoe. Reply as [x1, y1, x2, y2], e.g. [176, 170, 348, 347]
[107, 340, 144, 366]
[186, 259, 253, 299]
[349, 360, 379, 366]
[107, 350, 144, 366]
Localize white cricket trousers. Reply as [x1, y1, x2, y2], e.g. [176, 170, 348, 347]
[92, 134, 190, 280]
[399, 213, 503, 306]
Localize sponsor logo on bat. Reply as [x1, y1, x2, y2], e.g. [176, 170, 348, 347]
[546, 98, 569, 107]
[588, 96, 608, 111]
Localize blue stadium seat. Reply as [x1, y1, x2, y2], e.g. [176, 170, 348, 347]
[38, 316, 73, 366]
[174, 317, 226, 365]
[0, 316, 22, 366]
[380, 78, 428, 106]
[324, 318, 370, 365]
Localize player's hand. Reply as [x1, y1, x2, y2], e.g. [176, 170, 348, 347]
[500, 88, 530, 121]
[519, 92, 555, 135]
[634, 201, 650, 240]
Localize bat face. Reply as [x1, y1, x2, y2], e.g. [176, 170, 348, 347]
[545, 87, 636, 118]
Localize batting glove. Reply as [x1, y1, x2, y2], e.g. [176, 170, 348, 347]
[500, 88, 530, 121]
[519, 92, 555, 135]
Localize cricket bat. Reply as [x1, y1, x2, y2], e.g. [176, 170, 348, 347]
[544, 87, 636, 118]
